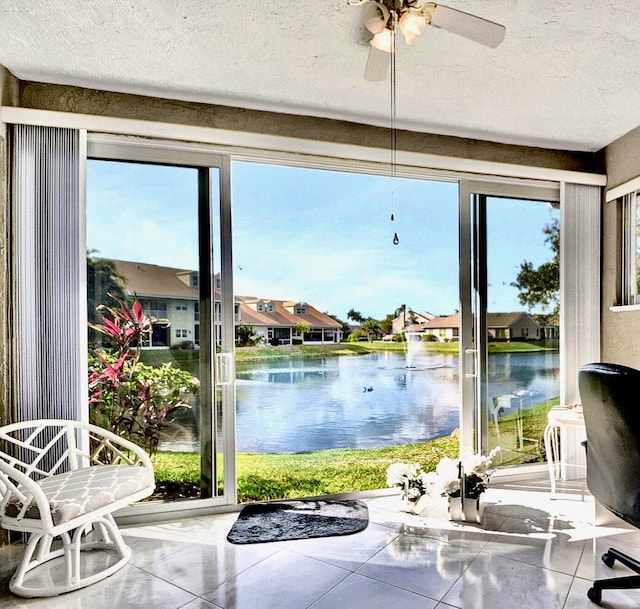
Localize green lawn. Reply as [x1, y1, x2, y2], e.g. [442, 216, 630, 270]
[143, 340, 558, 502]
[151, 434, 459, 502]
[140, 338, 558, 368]
[150, 398, 556, 503]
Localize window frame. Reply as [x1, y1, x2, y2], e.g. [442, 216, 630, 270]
[620, 191, 640, 306]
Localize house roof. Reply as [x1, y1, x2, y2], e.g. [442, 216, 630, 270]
[421, 314, 458, 329]
[419, 312, 538, 330]
[108, 259, 340, 330]
[238, 297, 341, 330]
[111, 259, 198, 300]
[1, 1, 639, 152]
[487, 312, 533, 328]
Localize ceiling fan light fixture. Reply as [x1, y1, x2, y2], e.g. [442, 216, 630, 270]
[399, 11, 426, 45]
[370, 28, 394, 53]
[362, 1, 390, 34]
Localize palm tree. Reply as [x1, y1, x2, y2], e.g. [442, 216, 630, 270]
[361, 318, 380, 343]
[347, 309, 365, 324]
[394, 304, 407, 331]
[407, 309, 418, 326]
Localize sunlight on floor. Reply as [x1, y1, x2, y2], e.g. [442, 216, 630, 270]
[2, 475, 640, 608]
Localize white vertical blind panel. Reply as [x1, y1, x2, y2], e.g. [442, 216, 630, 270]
[14, 125, 82, 424]
[560, 182, 601, 406]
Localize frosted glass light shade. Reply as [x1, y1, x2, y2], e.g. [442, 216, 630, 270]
[399, 12, 426, 45]
[370, 28, 394, 53]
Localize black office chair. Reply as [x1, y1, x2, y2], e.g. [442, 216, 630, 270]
[579, 362, 640, 605]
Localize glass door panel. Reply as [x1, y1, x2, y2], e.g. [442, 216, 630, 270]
[460, 182, 561, 466]
[230, 160, 460, 501]
[486, 196, 560, 464]
[86, 155, 228, 504]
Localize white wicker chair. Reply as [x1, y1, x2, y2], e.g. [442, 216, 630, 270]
[0, 419, 155, 597]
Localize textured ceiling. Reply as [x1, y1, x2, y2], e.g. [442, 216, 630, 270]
[1, 0, 639, 152]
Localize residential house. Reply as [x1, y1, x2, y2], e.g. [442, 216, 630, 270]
[237, 297, 342, 345]
[391, 310, 434, 335]
[406, 312, 543, 342]
[111, 259, 200, 348]
[110, 259, 341, 347]
[486, 312, 542, 341]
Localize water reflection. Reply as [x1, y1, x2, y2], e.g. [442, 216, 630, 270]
[234, 351, 559, 453]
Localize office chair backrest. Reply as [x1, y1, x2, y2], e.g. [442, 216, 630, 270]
[579, 362, 640, 528]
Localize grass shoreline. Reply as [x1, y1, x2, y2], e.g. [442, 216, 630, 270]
[234, 339, 558, 362]
[151, 434, 461, 502]
[146, 340, 558, 502]
[152, 397, 555, 502]
[141, 339, 559, 368]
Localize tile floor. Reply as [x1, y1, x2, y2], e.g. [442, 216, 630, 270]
[1, 478, 640, 609]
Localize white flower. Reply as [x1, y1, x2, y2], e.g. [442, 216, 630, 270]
[406, 486, 422, 500]
[436, 457, 460, 481]
[461, 446, 500, 477]
[443, 477, 461, 495]
[420, 472, 443, 497]
[387, 448, 499, 509]
[386, 462, 409, 487]
[386, 462, 421, 488]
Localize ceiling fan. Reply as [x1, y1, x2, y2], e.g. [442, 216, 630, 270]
[348, 0, 506, 81]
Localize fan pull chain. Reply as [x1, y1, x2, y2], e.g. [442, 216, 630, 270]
[390, 14, 398, 245]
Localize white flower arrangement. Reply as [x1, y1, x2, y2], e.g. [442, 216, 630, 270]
[386, 447, 500, 506]
[432, 447, 500, 499]
[386, 462, 431, 501]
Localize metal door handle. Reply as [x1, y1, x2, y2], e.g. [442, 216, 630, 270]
[216, 352, 234, 385]
[465, 348, 477, 378]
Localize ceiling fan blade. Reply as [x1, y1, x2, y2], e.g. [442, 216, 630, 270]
[364, 45, 389, 81]
[430, 4, 505, 48]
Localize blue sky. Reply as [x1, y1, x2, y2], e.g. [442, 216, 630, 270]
[87, 160, 558, 322]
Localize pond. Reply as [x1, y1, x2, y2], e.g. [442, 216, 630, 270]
[234, 349, 559, 453]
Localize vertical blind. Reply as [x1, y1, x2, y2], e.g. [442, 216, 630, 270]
[13, 124, 84, 424]
[560, 182, 602, 405]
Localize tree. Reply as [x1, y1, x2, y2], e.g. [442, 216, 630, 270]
[361, 318, 381, 342]
[293, 322, 311, 336]
[394, 304, 407, 330]
[511, 219, 560, 324]
[347, 309, 365, 324]
[236, 324, 260, 346]
[379, 313, 395, 335]
[325, 312, 350, 337]
[87, 252, 127, 345]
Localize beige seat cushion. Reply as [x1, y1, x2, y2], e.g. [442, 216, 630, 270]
[5, 465, 154, 525]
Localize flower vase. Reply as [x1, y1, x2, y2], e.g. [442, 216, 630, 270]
[399, 493, 430, 515]
[463, 492, 484, 523]
[448, 495, 463, 521]
[448, 492, 484, 524]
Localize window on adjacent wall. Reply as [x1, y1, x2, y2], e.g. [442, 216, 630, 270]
[176, 303, 188, 311]
[176, 329, 188, 338]
[621, 191, 640, 305]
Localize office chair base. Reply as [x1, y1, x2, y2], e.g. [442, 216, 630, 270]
[587, 548, 640, 605]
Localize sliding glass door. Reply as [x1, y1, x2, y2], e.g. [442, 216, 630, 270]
[230, 160, 461, 500]
[86, 140, 233, 506]
[84, 139, 566, 510]
[459, 181, 561, 464]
